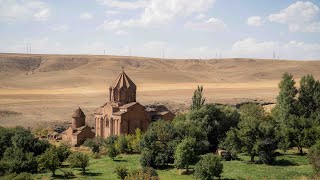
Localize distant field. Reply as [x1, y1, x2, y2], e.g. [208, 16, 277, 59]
[0, 53, 319, 128]
[33, 149, 313, 180]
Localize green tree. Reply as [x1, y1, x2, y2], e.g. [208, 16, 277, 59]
[2, 147, 38, 174]
[174, 119, 210, 154]
[56, 144, 71, 163]
[37, 146, 61, 176]
[140, 120, 178, 168]
[188, 104, 239, 152]
[194, 154, 223, 180]
[284, 115, 315, 155]
[0, 127, 14, 158]
[67, 152, 89, 174]
[174, 137, 199, 171]
[297, 74, 320, 118]
[237, 103, 268, 162]
[272, 72, 297, 123]
[191, 85, 206, 110]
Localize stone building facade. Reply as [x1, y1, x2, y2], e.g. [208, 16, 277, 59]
[94, 70, 175, 138]
[62, 108, 95, 146]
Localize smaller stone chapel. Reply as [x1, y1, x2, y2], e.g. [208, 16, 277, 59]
[61, 107, 95, 146]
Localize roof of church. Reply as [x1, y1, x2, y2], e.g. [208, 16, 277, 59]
[113, 111, 127, 116]
[119, 102, 139, 108]
[110, 71, 136, 90]
[72, 107, 86, 118]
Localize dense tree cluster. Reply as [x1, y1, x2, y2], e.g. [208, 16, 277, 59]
[0, 126, 81, 178]
[273, 73, 320, 154]
[221, 73, 320, 166]
[0, 127, 50, 175]
[139, 88, 239, 176]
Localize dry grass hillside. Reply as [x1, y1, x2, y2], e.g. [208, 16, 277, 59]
[0, 53, 319, 128]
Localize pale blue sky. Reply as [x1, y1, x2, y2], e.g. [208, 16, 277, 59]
[0, 0, 320, 60]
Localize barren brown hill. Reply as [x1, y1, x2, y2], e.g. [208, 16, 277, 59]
[0, 53, 319, 128]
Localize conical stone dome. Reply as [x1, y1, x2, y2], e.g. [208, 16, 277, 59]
[72, 107, 86, 118]
[109, 71, 136, 104]
[72, 107, 86, 128]
[110, 71, 136, 90]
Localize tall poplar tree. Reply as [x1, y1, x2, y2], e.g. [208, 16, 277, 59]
[191, 85, 206, 110]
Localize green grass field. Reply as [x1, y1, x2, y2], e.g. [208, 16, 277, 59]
[33, 150, 314, 180]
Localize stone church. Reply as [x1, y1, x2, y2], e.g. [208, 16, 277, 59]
[94, 70, 175, 138]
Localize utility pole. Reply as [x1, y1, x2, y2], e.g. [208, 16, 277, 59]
[219, 50, 221, 60]
[162, 48, 165, 59]
[104, 49, 105, 55]
[273, 49, 275, 59]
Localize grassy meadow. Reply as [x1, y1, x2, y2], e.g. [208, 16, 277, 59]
[33, 149, 314, 180]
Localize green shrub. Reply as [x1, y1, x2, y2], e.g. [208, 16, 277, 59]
[67, 152, 89, 173]
[125, 167, 159, 180]
[258, 138, 277, 165]
[140, 149, 153, 167]
[308, 141, 320, 175]
[114, 166, 128, 180]
[104, 135, 118, 148]
[174, 137, 199, 170]
[194, 154, 223, 180]
[115, 135, 128, 153]
[107, 144, 119, 160]
[0, 160, 8, 176]
[139, 167, 158, 177]
[63, 169, 75, 178]
[2, 172, 33, 180]
[92, 152, 101, 159]
[84, 137, 104, 153]
[132, 128, 142, 153]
